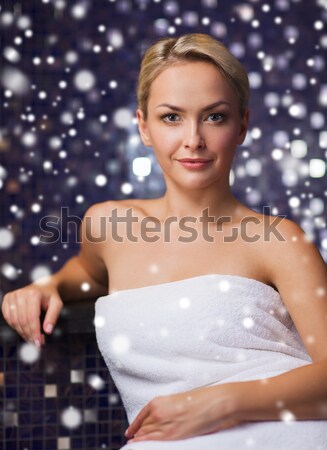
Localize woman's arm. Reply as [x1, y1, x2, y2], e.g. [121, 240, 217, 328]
[1, 201, 111, 344]
[233, 218, 327, 421]
[233, 359, 327, 421]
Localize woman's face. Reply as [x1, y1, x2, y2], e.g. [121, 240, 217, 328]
[136, 61, 249, 190]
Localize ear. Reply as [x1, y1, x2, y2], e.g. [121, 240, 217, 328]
[136, 108, 152, 147]
[237, 109, 250, 145]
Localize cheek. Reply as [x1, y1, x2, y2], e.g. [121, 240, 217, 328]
[151, 127, 179, 150]
[212, 126, 241, 147]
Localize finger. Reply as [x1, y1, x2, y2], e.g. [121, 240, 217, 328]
[1, 298, 10, 323]
[131, 422, 158, 439]
[42, 295, 63, 335]
[16, 295, 33, 342]
[7, 301, 28, 342]
[128, 430, 164, 443]
[25, 295, 42, 345]
[126, 405, 151, 437]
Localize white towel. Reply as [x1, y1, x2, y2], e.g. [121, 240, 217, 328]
[95, 274, 327, 450]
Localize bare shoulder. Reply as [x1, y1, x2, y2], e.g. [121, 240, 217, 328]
[235, 206, 295, 244]
[245, 210, 321, 274]
[263, 215, 326, 279]
[76, 198, 149, 288]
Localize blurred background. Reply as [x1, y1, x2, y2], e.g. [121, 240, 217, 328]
[0, 0, 326, 449]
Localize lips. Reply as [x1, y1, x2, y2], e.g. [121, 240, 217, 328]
[177, 158, 213, 170]
[177, 158, 212, 162]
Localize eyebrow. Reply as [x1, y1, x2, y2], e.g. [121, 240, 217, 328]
[154, 101, 230, 112]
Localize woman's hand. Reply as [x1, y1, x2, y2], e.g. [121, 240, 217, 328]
[125, 383, 244, 443]
[1, 281, 63, 347]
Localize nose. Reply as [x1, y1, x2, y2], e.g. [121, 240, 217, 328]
[183, 121, 205, 150]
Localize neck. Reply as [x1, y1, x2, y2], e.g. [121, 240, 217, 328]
[159, 181, 241, 223]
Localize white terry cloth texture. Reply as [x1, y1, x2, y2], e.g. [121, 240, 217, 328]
[95, 273, 327, 450]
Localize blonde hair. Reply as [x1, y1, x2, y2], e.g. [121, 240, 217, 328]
[137, 33, 250, 120]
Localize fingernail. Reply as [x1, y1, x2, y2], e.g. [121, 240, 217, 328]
[34, 339, 41, 348]
[45, 324, 53, 334]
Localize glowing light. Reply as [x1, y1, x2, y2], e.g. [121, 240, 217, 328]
[95, 174, 107, 187]
[110, 334, 130, 354]
[280, 409, 296, 424]
[210, 21, 227, 38]
[132, 157, 151, 176]
[310, 112, 325, 129]
[179, 297, 191, 309]
[245, 159, 262, 176]
[31, 236, 40, 246]
[31, 203, 41, 214]
[290, 140, 307, 158]
[163, 1, 179, 15]
[182, 11, 199, 27]
[30, 265, 51, 282]
[309, 198, 324, 215]
[71, 4, 88, 19]
[271, 149, 284, 161]
[109, 80, 118, 89]
[61, 407, 82, 429]
[113, 108, 133, 128]
[289, 103, 307, 119]
[0, 229, 14, 249]
[149, 263, 159, 273]
[19, 342, 40, 364]
[273, 131, 289, 147]
[65, 51, 79, 64]
[1, 67, 30, 96]
[251, 128, 262, 140]
[318, 85, 327, 107]
[21, 132, 37, 147]
[3, 47, 21, 63]
[49, 136, 62, 149]
[88, 374, 105, 390]
[1, 263, 18, 280]
[289, 196, 300, 208]
[264, 93, 280, 108]
[1, 12, 14, 26]
[319, 131, 327, 149]
[282, 169, 298, 187]
[309, 159, 326, 178]
[234, 4, 254, 22]
[306, 335, 315, 344]
[43, 161, 53, 172]
[73, 70, 96, 92]
[107, 29, 124, 48]
[121, 182, 133, 195]
[314, 21, 324, 31]
[94, 316, 105, 328]
[243, 317, 254, 329]
[292, 74, 307, 90]
[76, 195, 84, 203]
[81, 282, 91, 292]
[218, 280, 230, 292]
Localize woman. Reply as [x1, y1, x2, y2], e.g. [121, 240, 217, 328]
[2, 33, 327, 450]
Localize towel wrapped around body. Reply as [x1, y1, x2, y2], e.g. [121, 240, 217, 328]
[95, 274, 327, 450]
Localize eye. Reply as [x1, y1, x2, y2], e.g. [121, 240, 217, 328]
[160, 113, 181, 123]
[207, 113, 226, 123]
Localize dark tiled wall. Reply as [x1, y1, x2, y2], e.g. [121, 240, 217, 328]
[1, 301, 129, 450]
